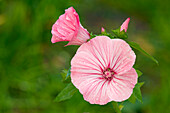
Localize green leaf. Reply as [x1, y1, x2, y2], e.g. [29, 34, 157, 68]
[66, 67, 71, 78]
[111, 101, 121, 113]
[133, 83, 143, 103]
[128, 82, 144, 104]
[118, 104, 124, 111]
[90, 32, 97, 39]
[61, 67, 71, 83]
[90, 32, 115, 39]
[139, 82, 145, 87]
[100, 32, 115, 39]
[128, 93, 136, 104]
[135, 69, 143, 77]
[112, 27, 128, 39]
[128, 41, 158, 65]
[55, 83, 77, 102]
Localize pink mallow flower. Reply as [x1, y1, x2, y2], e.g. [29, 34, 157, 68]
[120, 18, 130, 32]
[71, 36, 138, 105]
[51, 7, 90, 46]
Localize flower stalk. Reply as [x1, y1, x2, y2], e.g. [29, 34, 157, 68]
[112, 101, 121, 113]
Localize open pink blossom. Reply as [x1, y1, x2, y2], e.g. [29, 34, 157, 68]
[120, 18, 130, 32]
[71, 36, 137, 105]
[51, 7, 90, 46]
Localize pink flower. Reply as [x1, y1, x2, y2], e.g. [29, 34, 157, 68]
[120, 18, 130, 32]
[71, 36, 137, 105]
[51, 7, 90, 46]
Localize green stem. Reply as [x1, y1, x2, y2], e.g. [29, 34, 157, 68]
[112, 101, 121, 113]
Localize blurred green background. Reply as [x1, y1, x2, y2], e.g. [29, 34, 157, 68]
[0, 0, 169, 113]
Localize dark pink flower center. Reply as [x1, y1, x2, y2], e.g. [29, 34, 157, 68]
[103, 69, 114, 81]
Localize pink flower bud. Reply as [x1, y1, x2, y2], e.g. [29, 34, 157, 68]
[51, 7, 90, 46]
[101, 27, 105, 33]
[120, 18, 130, 32]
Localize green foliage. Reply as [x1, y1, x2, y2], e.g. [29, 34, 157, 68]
[90, 31, 115, 39]
[128, 93, 136, 104]
[90, 32, 97, 39]
[128, 69, 143, 104]
[133, 83, 143, 103]
[128, 41, 158, 64]
[55, 83, 77, 102]
[112, 27, 128, 39]
[61, 67, 71, 83]
[128, 69, 144, 104]
[56, 67, 78, 102]
[112, 101, 121, 113]
[118, 104, 124, 111]
[135, 69, 143, 77]
[129, 82, 144, 104]
[138, 82, 145, 87]
[101, 30, 115, 39]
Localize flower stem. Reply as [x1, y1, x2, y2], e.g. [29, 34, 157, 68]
[111, 101, 121, 113]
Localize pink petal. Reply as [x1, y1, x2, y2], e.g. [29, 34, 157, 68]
[71, 71, 111, 105]
[83, 80, 111, 105]
[109, 39, 136, 75]
[76, 36, 135, 74]
[59, 14, 76, 30]
[57, 19, 74, 34]
[66, 24, 90, 46]
[51, 35, 68, 43]
[76, 36, 112, 68]
[107, 68, 138, 102]
[71, 51, 104, 73]
[120, 18, 130, 32]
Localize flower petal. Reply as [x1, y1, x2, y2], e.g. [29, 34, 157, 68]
[71, 72, 111, 105]
[109, 39, 136, 74]
[66, 24, 90, 46]
[83, 80, 111, 105]
[76, 36, 136, 74]
[75, 36, 112, 69]
[107, 68, 138, 102]
[71, 51, 104, 73]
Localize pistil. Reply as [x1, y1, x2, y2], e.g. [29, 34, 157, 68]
[103, 69, 114, 80]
